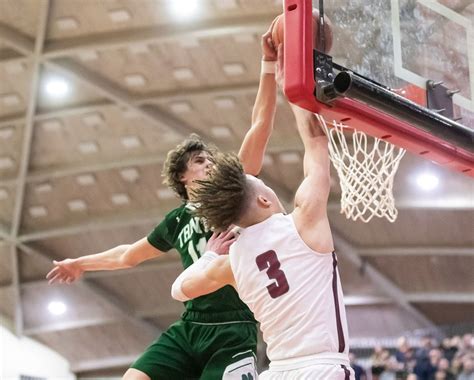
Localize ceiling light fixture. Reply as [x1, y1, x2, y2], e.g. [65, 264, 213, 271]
[48, 301, 67, 316]
[45, 78, 70, 97]
[170, 0, 199, 19]
[416, 172, 439, 191]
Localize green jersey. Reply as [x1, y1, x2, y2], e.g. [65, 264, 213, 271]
[147, 203, 255, 322]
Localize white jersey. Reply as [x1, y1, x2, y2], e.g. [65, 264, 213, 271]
[229, 213, 350, 363]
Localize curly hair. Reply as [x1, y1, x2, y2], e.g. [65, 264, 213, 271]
[191, 153, 251, 230]
[162, 134, 215, 200]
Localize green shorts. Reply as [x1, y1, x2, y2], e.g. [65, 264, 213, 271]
[131, 319, 258, 380]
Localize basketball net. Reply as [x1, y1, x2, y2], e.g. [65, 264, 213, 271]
[316, 114, 406, 223]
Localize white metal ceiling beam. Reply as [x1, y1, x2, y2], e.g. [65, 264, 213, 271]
[332, 230, 441, 333]
[71, 354, 140, 373]
[0, 114, 24, 128]
[24, 316, 121, 335]
[8, 0, 50, 337]
[45, 57, 216, 140]
[10, 246, 23, 336]
[343, 295, 392, 306]
[407, 292, 474, 304]
[359, 247, 474, 257]
[0, 81, 261, 130]
[24, 154, 166, 184]
[18, 208, 166, 242]
[0, 22, 34, 56]
[42, 15, 274, 59]
[0, 139, 302, 187]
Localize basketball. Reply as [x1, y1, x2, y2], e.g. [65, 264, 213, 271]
[270, 10, 333, 53]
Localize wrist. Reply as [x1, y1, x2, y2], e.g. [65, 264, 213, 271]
[261, 60, 276, 75]
[202, 251, 219, 260]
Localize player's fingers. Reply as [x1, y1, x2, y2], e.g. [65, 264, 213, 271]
[48, 273, 62, 284]
[220, 229, 235, 241]
[224, 237, 237, 247]
[46, 266, 59, 279]
[209, 231, 219, 241]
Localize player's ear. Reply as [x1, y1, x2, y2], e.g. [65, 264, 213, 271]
[257, 195, 272, 208]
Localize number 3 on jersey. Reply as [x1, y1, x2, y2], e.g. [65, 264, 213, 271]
[256, 250, 289, 298]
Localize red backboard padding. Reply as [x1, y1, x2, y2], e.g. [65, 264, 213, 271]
[283, 0, 474, 177]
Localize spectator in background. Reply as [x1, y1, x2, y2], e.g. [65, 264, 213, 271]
[414, 345, 439, 380]
[441, 337, 459, 363]
[458, 355, 474, 380]
[395, 336, 416, 378]
[436, 357, 455, 380]
[350, 352, 367, 380]
[371, 346, 387, 380]
[459, 334, 474, 356]
[416, 335, 434, 361]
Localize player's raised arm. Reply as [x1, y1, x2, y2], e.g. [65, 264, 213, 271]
[273, 44, 332, 252]
[46, 237, 164, 284]
[290, 104, 333, 253]
[238, 21, 278, 176]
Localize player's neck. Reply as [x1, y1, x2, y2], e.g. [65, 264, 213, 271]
[240, 208, 275, 228]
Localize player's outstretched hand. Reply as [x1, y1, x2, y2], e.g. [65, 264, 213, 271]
[46, 259, 84, 284]
[205, 230, 237, 256]
[261, 18, 278, 62]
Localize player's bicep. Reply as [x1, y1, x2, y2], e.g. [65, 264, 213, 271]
[294, 164, 331, 218]
[121, 237, 164, 267]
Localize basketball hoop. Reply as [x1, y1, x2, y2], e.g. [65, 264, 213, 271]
[316, 114, 406, 223]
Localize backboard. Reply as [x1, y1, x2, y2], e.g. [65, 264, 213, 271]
[284, 0, 474, 177]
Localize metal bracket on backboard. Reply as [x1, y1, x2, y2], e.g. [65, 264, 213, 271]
[426, 80, 457, 120]
[313, 50, 337, 103]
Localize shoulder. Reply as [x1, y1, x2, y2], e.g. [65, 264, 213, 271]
[161, 203, 187, 225]
[165, 203, 187, 219]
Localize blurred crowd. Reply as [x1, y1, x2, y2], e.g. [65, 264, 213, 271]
[350, 333, 474, 380]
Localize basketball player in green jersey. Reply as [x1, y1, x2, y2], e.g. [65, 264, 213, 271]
[46, 23, 279, 380]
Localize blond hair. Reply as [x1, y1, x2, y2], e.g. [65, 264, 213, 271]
[192, 153, 250, 230]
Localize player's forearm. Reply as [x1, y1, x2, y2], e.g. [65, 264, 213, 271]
[239, 71, 277, 175]
[290, 103, 325, 141]
[181, 273, 221, 300]
[291, 103, 330, 184]
[73, 245, 133, 271]
[171, 251, 221, 301]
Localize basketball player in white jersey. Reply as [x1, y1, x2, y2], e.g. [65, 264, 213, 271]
[171, 48, 353, 380]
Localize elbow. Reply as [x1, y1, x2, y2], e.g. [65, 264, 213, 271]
[118, 245, 137, 268]
[170, 281, 180, 301]
[171, 279, 190, 302]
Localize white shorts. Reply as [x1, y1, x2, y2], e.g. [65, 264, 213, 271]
[259, 363, 354, 380]
[259, 353, 354, 380]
